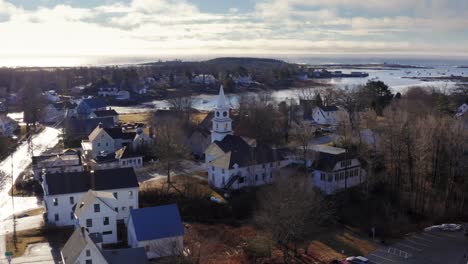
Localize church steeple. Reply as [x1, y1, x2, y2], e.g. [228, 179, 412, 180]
[211, 85, 232, 142]
[216, 85, 228, 109]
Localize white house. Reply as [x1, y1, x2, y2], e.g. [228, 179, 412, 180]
[127, 204, 184, 259]
[193, 74, 217, 85]
[456, 103, 468, 117]
[61, 228, 108, 264]
[90, 109, 119, 126]
[311, 105, 347, 126]
[98, 87, 119, 97]
[116, 91, 131, 101]
[43, 90, 60, 103]
[204, 86, 288, 190]
[61, 227, 148, 264]
[310, 151, 367, 194]
[90, 146, 143, 170]
[0, 114, 17, 136]
[32, 149, 83, 180]
[232, 75, 253, 85]
[74, 190, 118, 244]
[42, 167, 139, 226]
[81, 125, 139, 159]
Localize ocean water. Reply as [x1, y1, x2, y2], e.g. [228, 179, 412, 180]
[2, 54, 467, 113]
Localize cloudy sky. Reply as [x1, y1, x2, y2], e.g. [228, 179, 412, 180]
[1, 0, 468, 58]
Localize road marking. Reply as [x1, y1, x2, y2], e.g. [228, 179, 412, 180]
[406, 238, 430, 247]
[412, 235, 433, 243]
[369, 253, 397, 262]
[395, 242, 422, 251]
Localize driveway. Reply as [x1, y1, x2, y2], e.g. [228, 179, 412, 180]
[366, 229, 468, 264]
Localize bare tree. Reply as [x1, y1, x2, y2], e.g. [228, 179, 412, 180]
[150, 120, 191, 185]
[255, 177, 334, 263]
[291, 121, 316, 170]
[168, 93, 193, 123]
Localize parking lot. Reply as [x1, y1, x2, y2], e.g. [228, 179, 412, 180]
[366, 230, 468, 264]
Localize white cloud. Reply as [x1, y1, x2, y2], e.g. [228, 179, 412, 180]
[0, 0, 467, 58]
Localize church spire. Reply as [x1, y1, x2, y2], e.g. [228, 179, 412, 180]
[216, 85, 228, 109]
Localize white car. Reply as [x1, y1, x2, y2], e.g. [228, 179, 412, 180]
[345, 256, 369, 263]
[424, 223, 462, 232]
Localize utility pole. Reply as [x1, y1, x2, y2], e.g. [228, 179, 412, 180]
[11, 151, 17, 249]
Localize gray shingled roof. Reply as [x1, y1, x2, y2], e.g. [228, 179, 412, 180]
[61, 228, 88, 264]
[312, 152, 360, 172]
[74, 190, 116, 218]
[45, 167, 139, 195]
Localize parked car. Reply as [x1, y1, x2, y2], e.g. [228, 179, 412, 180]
[424, 223, 462, 232]
[346, 256, 369, 264]
[320, 126, 335, 132]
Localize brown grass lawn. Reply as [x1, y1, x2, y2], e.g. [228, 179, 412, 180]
[307, 228, 377, 262]
[140, 174, 225, 203]
[184, 223, 260, 264]
[191, 111, 209, 124]
[119, 112, 152, 123]
[6, 226, 74, 257]
[6, 228, 47, 257]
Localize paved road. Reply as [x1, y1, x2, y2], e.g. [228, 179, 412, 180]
[0, 127, 60, 221]
[366, 230, 468, 264]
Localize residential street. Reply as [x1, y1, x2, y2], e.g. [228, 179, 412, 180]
[0, 127, 60, 221]
[0, 127, 60, 264]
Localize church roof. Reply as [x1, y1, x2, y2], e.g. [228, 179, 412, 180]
[216, 85, 228, 109]
[209, 135, 283, 169]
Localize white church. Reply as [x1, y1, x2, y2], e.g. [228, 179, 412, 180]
[204, 86, 288, 190]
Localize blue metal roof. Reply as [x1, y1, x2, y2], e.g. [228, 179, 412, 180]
[130, 204, 184, 241]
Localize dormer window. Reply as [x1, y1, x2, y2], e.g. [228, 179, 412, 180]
[223, 111, 227, 117]
[216, 111, 220, 117]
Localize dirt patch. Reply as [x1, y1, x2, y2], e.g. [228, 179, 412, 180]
[306, 228, 377, 263]
[184, 223, 260, 264]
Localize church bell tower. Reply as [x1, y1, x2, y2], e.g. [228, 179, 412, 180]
[211, 85, 232, 142]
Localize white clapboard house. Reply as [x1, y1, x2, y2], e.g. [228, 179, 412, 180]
[42, 167, 139, 226]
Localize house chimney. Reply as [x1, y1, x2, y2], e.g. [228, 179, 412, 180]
[98, 122, 103, 128]
[90, 170, 96, 190]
